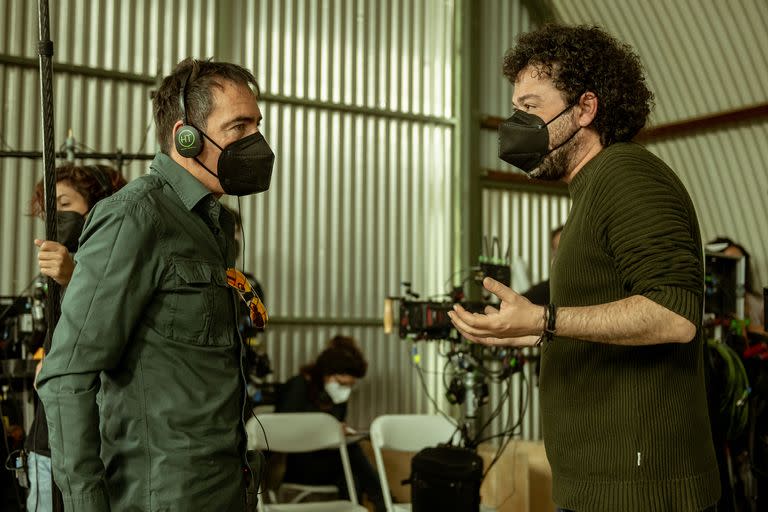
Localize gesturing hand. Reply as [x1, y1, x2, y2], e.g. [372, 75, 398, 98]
[35, 239, 75, 286]
[447, 277, 544, 347]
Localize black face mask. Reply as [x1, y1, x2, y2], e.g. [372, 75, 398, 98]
[195, 130, 275, 196]
[56, 211, 86, 253]
[498, 104, 579, 173]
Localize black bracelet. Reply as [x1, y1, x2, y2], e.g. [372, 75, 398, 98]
[535, 305, 548, 346]
[544, 303, 557, 342]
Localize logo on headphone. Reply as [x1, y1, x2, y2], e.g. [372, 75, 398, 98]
[178, 128, 197, 148]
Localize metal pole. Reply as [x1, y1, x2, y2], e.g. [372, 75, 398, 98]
[37, 0, 60, 339]
[37, 1, 65, 510]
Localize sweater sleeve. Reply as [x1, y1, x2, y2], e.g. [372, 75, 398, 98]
[591, 151, 703, 325]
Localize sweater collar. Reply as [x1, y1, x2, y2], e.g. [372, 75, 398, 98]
[567, 145, 614, 198]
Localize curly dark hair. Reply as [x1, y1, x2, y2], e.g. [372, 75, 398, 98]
[503, 24, 654, 146]
[30, 164, 128, 218]
[152, 57, 260, 155]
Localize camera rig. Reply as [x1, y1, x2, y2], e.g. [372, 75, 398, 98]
[384, 242, 532, 448]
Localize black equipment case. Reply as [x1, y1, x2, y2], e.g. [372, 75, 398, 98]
[410, 445, 483, 512]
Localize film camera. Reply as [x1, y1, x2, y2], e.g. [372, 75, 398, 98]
[385, 259, 512, 342]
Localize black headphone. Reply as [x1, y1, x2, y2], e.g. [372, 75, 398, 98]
[174, 70, 204, 158]
[85, 165, 113, 198]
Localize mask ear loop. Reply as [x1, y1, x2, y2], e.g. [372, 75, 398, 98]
[543, 93, 586, 156]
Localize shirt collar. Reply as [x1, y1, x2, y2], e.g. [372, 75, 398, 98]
[149, 152, 214, 211]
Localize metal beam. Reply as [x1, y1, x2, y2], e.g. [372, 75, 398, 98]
[268, 316, 383, 328]
[455, 0, 483, 299]
[0, 53, 157, 85]
[635, 103, 768, 142]
[259, 92, 457, 126]
[0, 150, 155, 161]
[1, 54, 457, 126]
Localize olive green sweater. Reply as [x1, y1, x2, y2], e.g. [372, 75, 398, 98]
[544, 143, 720, 511]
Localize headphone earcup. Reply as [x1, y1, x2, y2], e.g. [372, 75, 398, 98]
[175, 124, 203, 158]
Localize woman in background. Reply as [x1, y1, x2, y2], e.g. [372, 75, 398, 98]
[26, 164, 126, 512]
[276, 335, 386, 512]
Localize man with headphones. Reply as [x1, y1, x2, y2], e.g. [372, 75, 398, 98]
[37, 58, 274, 512]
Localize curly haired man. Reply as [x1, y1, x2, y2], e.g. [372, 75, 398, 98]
[449, 24, 720, 512]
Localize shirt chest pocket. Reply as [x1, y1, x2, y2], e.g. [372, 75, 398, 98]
[170, 259, 236, 346]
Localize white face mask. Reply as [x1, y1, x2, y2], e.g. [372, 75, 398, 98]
[324, 380, 352, 404]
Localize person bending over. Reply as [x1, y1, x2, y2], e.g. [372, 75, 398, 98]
[276, 335, 386, 512]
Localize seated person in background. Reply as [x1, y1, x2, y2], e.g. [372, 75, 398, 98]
[707, 236, 765, 332]
[522, 225, 563, 305]
[276, 335, 386, 512]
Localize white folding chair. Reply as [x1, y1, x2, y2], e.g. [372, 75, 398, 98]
[246, 412, 368, 512]
[370, 414, 496, 512]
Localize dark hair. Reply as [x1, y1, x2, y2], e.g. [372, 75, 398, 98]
[30, 164, 127, 218]
[152, 57, 260, 155]
[503, 24, 654, 147]
[301, 335, 368, 403]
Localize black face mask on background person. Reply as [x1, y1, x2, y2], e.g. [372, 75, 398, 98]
[194, 130, 275, 196]
[498, 104, 580, 174]
[55, 210, 86, 253]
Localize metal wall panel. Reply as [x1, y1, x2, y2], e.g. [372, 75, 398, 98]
[546, 0, 768, 305]
[477, 0, 536, 173]
[231, 0, 454, 117]
[646, 121, 768, 287]
[473, 0, 553, 441]
[229, 0, 458, 427]
[550, 0, 768, 125]
[0, 0, 217, 298]
[481, 188, 570, 440]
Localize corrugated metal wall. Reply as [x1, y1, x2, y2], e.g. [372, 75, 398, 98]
[1, 0, 459, 430]
[9, 0, 760, 445]
[646, 121, 768, 289]
[0, 0, 214, 296]
[477, 0, 536, 174]
[549, 0, 768, 290]
[228, 0, 457, 429]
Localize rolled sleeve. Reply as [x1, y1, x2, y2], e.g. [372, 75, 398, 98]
[37, 198, 163, 510]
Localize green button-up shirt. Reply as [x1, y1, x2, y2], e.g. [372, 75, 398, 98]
[38, 153, 249, 512]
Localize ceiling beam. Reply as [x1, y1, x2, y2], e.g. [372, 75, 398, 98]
[635, 103, 768, 142]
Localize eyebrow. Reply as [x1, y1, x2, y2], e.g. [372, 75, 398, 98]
[513, 93, 542, 107]
[221, 115, 261, 130]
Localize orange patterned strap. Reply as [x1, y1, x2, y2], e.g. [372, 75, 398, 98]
[226, 268, 268, 328]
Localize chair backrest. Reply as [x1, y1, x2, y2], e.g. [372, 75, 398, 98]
[369, 414, 459, 512]
[246, 412, 359, 505]
[370, 414, 458, 452]
[247, 412, 345, 453]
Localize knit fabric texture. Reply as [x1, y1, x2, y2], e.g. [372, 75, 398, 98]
[543, 142, 721, 512]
